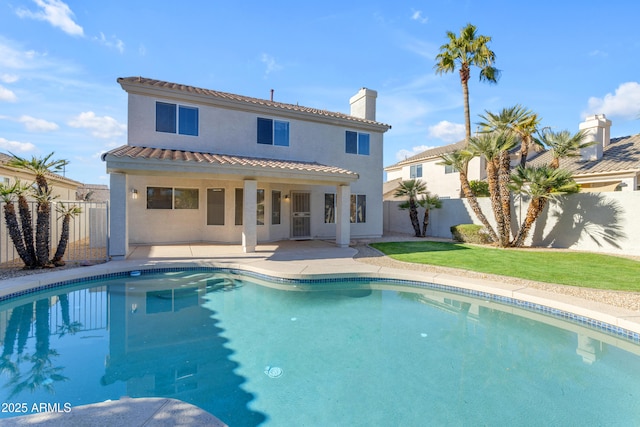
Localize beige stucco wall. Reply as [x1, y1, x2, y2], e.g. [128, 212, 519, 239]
[385, 191, 640, 256]
[385, 157, 485, 199]
[121, 90, 384, 245]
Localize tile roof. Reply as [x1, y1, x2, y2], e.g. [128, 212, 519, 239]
[103, 145, 359, 177]
[528, 134, 640, 175]
[386, 140, 466, 169]
[117, 77, 391, 130]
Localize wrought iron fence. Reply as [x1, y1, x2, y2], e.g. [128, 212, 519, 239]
[0, 200, 109, 267]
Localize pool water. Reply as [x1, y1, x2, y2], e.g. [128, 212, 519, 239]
[0, 270, 639, 426]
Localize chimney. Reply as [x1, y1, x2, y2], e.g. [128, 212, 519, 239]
[578, 114, 611, 161]
[349, 88, 377, 121]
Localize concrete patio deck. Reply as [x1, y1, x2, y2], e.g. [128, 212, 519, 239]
[2, 239, 640, 426]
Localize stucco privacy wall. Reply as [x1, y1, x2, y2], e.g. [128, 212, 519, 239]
[384, 191, 640, 256]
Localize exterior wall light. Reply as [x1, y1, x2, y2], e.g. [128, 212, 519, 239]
[131, 188, 138, 199]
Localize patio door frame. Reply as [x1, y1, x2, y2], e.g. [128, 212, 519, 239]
[290, 191, 311, 239]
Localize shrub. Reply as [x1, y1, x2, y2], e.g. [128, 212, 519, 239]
[450, 224, 492, 244]
[469, 180, 490, 197]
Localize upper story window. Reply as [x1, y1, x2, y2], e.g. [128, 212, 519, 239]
[345, 131, 370, 155]
[410, 164, 423, 178]
[444, 164, 456, 174]
[257, 118, 289, 146]
[156, 102, 199, 136]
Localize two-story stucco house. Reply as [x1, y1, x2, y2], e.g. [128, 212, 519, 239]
[102, 77, 391, 259]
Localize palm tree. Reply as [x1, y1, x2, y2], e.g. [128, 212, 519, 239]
[468, 132, 517, 246]
[510, 165, 580, 247]
[395, 179, 427, 237]
[435, 23, 500, 144]
[439, 151, 499, 243]
[14, 180, 37, 265]
[478, 105, 541, 168]
[52, 203, 82, 266]
[0, 183, 35, 267]
[8, 153, 68, 267]
[417, 193, 442, 237]
[536, 129, 593, 169]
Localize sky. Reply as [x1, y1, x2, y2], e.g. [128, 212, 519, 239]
[1, 0, 639, 186]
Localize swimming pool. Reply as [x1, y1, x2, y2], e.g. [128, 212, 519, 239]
[1, 268, 639, 426]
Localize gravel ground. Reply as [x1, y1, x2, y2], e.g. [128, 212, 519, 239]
[2, 240, 639, 312]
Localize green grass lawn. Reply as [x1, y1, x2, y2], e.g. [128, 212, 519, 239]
[370, 241, 640, 291]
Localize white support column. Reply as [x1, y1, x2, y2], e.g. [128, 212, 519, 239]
[242, 179, 257, 253]
[336, 184, 351, 247]
[109, 173, 128, 260]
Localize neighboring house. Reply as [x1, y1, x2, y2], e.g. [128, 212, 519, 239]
[102, 77, 391, 259]
[384, 141, 486, 199]
[77, 184, 110, 202]
[529, 115, 640, 192]
[384, 114, 638, 198]
[0, 153, 82, 200]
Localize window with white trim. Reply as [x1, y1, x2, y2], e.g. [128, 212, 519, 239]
[410, 164, 423, 178]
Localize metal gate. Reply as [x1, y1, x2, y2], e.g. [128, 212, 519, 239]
[291, 192, 311, 238]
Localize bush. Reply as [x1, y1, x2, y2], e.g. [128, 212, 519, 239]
[450, 224, 492, 244]
[469, 180, 490, 197]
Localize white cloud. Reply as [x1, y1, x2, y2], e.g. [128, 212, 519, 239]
[18, 115, 59, 132]
[261, 53, 283, 77]
[16, 0, 84, 37]
[410, 9, 428, 24]
[396, 145, 435, 161]
[0, 137, 36, 152]
[68, 112, 126, 139]
[0, 85, 17, 102]
[0, 39, 44, 70]
[585, 82, 640, 120]
[428, 120, 465, 143]
[95, 32, 125, 53]
[0, 74, 19, 83]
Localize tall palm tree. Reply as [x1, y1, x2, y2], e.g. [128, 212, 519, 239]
[8, 153, 68, 267]
[417, 193, 442, 237]
[435, 23, 500, 145]
[510, 165, 579, 247]
[439, 151, 499, 243]
[395, 179, 427, 237]
[52, 203, 82, 266]
[536, 129, 593, 169]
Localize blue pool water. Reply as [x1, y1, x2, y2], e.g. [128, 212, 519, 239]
[0, 270, 639, 426]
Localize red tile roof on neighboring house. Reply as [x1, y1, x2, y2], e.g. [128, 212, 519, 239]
[117, 77, 391, 130]
[103, 145, 359, 177]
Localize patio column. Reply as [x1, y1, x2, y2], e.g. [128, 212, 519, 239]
[243, 179, 257, 253]
[109, 172, 128, 260]
[336, 184, 351, 247]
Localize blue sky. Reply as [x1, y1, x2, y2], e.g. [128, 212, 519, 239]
[1, 0, 639, 185]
